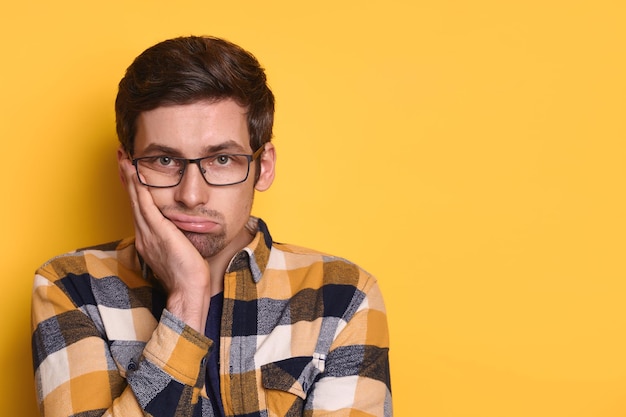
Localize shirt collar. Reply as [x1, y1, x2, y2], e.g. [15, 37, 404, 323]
[225, 217, 272, 283]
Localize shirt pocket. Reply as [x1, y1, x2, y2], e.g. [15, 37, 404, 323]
[260, 354, 326, 417]
[109, 340, 146, 378]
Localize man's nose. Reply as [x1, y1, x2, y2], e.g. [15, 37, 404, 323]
[173, 162, 211, 208]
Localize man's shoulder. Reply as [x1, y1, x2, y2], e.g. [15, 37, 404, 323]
[269, 242, 374, 285]
[271, 241, 347, 262]
[272, 241, 328, 256]
[36, 237, 137, 282]
[75, 238, 134, 253]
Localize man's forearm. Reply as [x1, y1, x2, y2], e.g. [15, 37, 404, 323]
[32, 273, 211, 417]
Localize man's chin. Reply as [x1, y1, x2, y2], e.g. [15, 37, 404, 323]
[183, 231, 226, 259]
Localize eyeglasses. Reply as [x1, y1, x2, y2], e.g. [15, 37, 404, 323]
[132, 147, 264, 188]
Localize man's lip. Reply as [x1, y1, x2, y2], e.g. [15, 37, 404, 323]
[165, 214, 219, 233]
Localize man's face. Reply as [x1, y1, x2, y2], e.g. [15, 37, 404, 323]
[127, 99, 274, 259]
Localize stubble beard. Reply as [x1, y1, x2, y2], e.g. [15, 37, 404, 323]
[183, 229, 227, 259]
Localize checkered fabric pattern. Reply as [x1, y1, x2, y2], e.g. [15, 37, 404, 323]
[32, 218, 392, 417]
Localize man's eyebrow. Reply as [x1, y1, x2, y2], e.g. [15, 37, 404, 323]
[139, 144, 183, 156]
[203, 140, 248, 154]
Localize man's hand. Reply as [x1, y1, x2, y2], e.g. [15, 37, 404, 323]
[119, 156, 211, 333]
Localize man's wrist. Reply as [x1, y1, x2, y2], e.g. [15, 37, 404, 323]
[166, 292, 211, 332]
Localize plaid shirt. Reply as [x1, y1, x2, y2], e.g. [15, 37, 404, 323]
[32, 218, 392, 417]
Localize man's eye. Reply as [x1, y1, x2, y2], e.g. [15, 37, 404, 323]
[157, 156, 174, 166]
[143, 156, 180, 170]
[215, 155, 232, 165]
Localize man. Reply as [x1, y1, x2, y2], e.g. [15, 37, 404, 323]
[31, 36, 391, 417]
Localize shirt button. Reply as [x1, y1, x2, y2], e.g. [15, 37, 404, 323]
[127, 360, 137, 371]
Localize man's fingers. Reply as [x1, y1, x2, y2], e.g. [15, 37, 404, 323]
[120, 158, 147, 226]
[120, 157, 162, 226]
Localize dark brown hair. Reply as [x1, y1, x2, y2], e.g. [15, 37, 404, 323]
[115, 36, 275, 155]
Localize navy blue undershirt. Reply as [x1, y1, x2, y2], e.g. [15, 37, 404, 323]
[204, 292, 225, 417]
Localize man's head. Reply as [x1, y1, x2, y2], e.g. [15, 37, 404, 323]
[115, 36, 275, 156]
[115, 36, 277, 262]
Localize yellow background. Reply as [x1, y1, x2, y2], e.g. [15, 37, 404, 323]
[2, 1, 626, 416]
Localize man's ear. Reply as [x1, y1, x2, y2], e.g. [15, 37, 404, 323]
[255, 143, 276, 192]
[116, 146, 129, 186]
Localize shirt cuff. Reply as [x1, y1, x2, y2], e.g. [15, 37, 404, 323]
[142, 309, 211, 386]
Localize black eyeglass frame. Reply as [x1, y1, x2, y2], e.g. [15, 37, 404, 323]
[131, 146, 265, 188]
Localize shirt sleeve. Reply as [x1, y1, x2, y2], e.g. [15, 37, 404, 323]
[305, 274, 393, 417]
[31, 266, 211, 417]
